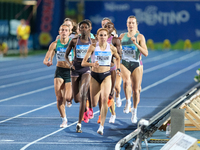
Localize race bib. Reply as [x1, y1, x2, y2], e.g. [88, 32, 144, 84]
[94, 51, 112, 66]
[122, 46, 136, 59]
[76, 45, 89, 59]
[56, 47, 66, 61]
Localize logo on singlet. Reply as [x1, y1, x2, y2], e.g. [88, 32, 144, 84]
[57, 47, 66, 52]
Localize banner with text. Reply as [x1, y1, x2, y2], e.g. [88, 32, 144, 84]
[85, 1, 200, 50]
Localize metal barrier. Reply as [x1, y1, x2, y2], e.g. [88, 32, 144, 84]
[115, 83, 200, 150]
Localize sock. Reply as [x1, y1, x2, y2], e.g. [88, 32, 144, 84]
[127, 99, 131, 103]
[133, 108, 137, 114]
[62, 117, 67, 122]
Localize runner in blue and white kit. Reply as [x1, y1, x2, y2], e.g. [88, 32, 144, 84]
[119, 16, 148, 123]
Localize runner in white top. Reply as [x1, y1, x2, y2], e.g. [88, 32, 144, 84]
[81, 28, 120, 135]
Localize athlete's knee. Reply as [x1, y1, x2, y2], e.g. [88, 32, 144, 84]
[92, 100, 98, 107]
[123, 80, 131, 87]
[56, 95, 63, 102]
[73, 96, 80, 103]
[132, 88, 140, 95]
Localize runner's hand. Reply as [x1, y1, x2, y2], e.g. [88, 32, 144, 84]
[93, 61, 99, 68]
[46, 61, 53, 67]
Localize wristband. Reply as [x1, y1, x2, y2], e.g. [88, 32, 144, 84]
[117, 68, 121, 72]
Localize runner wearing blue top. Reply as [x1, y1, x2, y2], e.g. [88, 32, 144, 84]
[43, 24, 73, 128]
[82, 28, 120, 135]
[119, 16, 148, 123]
[65, 21, 96, 133]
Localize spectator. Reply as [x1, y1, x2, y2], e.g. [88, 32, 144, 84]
[16, 19, 30, 57]
[0, 41, 8, 57]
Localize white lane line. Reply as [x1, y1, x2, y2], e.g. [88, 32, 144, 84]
[20, 110, 100, 150]
[0, 101, 57, 124]
[0, 51, 196, 89]
[142, 51, 177, 63]
[0, 67, 54, 80]
[0, 62, 43, 72]
[19, 61, 200, 150]
[0, 74, 53, 89]
[0, 85, 54, 103]
[142, 61, 200, 92]
[144, 51, 199, 73]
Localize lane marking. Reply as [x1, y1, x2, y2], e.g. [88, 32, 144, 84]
[143, 51, 177, 63]
[0, 74, 53, 89]
[144, 51, 199, 73]
[0, 85, 54, 103]
[1, 51, 198, 89]
[0, 67, 54, 80]
[0, 62, 43, 72]
[19, 61, 200, 150]
[0, 101, 56, 124]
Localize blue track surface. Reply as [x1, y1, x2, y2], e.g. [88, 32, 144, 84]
[0, 50, 200, 150]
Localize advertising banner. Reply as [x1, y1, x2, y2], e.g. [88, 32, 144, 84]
[85, 1, 200, 50]
[36, 0, 65, 49]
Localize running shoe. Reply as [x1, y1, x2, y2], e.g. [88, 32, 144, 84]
[97, 125, 104, 135]
[109, 115, 116, 123]
[97, 115, 101, 124]
[83, 111, 89, 123]
[88, 108, 94, 119]
[116, 97, 122, 107]
[76, 123, 82, 133]
[107, 98, 114, 107]
[131, 108, 137, 124]
[66, 101, 72, 107]
[123, 100, 131, 114]
[60, 120, 68, 128]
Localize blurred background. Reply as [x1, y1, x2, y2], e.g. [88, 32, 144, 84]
[0, 0, 200, 53]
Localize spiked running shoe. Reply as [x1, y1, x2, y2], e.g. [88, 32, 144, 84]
[123, 101, 131, 114]
[83, 111, 89, 123]
[131, 109, 137, 124]
[107, 98, 114, 107]
[97, 125, 104, 135]
[109, 115, 116, 124]
[60, 120, 68, 128]
[97, 115, 101, 124]
[76, 123, 82, 133]
[116, 97, 122, 107]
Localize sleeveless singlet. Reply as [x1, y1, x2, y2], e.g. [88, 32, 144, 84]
[55, 38, 73, 62]
[121, 33, 140, 63]
[74, 36, 91, 61]
[91, 42, 112, 66]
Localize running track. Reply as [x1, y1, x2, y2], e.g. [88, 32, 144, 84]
[0, 50, 200, 150]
